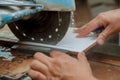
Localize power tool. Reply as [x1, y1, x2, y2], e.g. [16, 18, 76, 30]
[0, 0, 75, 45]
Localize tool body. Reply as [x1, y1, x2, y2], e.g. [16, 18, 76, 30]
[0, 0, 75, 44]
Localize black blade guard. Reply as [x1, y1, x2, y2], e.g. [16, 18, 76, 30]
[8, 11, 71, 45]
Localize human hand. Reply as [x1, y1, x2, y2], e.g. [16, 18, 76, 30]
[75, 9, 120, 45]
[28, 51, 97, 80]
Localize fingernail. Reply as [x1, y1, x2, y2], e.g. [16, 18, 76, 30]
[98, 39, 104, 45]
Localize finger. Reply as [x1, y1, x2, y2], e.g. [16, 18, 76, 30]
[75, 25, 88, 33]
[77, 52, 87, 61]
[30, 60, 49, 76]
[77, 52, 90, 67]
[50, 51, 71, 59]
[28, 69, 47, 80]
[34, 52, 52, 67]
[97, 25, 113, 45]
[76, 18, 104, 37]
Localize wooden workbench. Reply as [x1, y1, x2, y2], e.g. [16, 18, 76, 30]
[90, 61, 120, 80]
[87, 43, 120, 80]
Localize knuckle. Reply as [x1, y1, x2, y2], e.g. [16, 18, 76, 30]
[51, 59, 60, 65]
[49, 60, 57, 69]
[33, 52, 39, 59]
[34, 72, 41, 79]
[99, 33, 106, 39]
[97, 13, 106, 20]
[30, 60, 38, 68]
[49, 59, 60, 70]
[43, 66, 49, 73]
[97, 12, 110, 23]
[28, 70, 39, 79]
[31, 60, 37, 65]
[50, 51, 56, 57]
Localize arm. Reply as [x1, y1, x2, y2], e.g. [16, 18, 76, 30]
[28, 51, 98, 80]
[75, 9, 120, 45]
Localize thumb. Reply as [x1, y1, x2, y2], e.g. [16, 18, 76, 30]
[77, 52, 87, 61]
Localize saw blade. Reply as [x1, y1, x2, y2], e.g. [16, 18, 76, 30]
[8, 11, 71, 45]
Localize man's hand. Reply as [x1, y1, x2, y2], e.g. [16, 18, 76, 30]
[75, 9, 120, 45]
[28, 51, 97, 80]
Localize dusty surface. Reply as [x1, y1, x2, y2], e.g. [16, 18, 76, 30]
[87, 52, 120, 80]
[0, 50, 120, 80]
[90, 61, 120, 80]
[0, 50, 33, 79]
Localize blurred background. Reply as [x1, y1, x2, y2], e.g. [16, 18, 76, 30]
[74, 0, 120, 44]
[75, 0, 119, 27]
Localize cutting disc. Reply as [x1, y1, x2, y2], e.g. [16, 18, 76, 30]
[8, 11, 71, 45]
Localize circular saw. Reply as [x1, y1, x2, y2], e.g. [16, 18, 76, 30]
[8, 11, 71, 45]
[0, 0, 75, 45]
